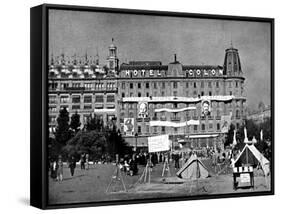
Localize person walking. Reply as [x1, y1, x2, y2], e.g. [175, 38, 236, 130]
[85, 153, 90, 170]
[80, 153, 86, 170]
[57, 156, 64, 181]
[50, 158, 58, 181]
[69, 156, 76, 177]
[174, 153, 180, 169]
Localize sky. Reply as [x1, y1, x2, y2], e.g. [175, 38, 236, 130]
[49, 9, 272, 110]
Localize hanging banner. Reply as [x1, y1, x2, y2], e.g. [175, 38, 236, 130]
[124, 118, 134, 136]
[149, 120, 199, 127]
[155, 106, 196, 113]
[148, 134, 170, 153]
[201, 99, 211, 116]
[221, 114, 232, 133]
[138, 102, 148, 118]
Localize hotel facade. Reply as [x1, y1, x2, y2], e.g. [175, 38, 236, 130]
[48, 40, 246, 150]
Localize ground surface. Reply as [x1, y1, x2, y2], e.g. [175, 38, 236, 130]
[48, 161, 271, 205]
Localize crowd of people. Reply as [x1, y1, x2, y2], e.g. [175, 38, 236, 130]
[49, 147, 237, 182]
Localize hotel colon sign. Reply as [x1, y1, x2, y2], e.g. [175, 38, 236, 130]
[48, 40, 246, 151]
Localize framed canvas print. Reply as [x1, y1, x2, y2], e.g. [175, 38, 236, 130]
[30, 4, 274, 209]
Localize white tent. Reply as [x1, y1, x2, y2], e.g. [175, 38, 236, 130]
[233, 144, 270, 176]
[176, 155, 209, 179]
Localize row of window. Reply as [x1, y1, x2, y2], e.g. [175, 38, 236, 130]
[120, 110, 242, 119]
[49, 95, 115, 104]
[121, 90, 239, 98]
[121, 80, 241, 90]
[48, 82, 116, 90]
[49, 104, 116, 111]
[120, 101, 243, 110]
[126, 123, 222, 135]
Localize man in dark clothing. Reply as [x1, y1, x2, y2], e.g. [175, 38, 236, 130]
[69, 156, 76, 176]
[174, 153, 180, 169]
[80, 153, 86, 170]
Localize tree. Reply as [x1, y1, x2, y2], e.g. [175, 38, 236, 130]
[70, 111, 81, 133]
[63, 130, 107, 161]
[85, 115, 103, 131]
[55, 107, 71, 154]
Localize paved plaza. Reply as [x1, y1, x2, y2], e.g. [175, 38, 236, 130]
[48, 161, 270, 205]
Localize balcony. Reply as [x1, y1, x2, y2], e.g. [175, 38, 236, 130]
[144, 118, 150, 122]
[170, 117, 180, 122]
[65, 86, 85, 91]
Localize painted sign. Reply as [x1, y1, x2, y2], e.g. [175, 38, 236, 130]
[201, 99, 211, 116]
[148, 134, 170, 153]
[124, 118, 134, 136]
[186, 68, 223, 77]
[221, 114, 232, 133]
[138, 102, 148, 118]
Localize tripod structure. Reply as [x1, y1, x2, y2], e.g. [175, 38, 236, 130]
[162, 156, 171, 177]
[106, 164, 127, 193]
[136, 161, 151, 184]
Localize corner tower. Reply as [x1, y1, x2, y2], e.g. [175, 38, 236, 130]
[223, 44, 242, 76]
[107, 38, 119, 74]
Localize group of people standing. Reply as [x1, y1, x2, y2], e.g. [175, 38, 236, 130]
[49, 155, 81, 181]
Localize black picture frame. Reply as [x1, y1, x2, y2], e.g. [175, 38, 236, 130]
[30, 3, 274, 209]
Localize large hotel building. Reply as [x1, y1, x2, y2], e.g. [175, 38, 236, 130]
[48, 40, 246, 150]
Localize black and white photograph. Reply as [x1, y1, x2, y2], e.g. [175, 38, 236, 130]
[44, 5, 274, 207]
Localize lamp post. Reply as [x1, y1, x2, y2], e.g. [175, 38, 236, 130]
[134, 133, 138, 152]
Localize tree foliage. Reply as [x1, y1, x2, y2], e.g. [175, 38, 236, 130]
[63, 130, 107, 160]
[54, 107, 72, 148]
[63, 115, 132, 161]
[85, 115, 103, 132]
[70, 111, 81, 133]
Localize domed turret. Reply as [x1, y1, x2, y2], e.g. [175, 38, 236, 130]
[223, 43, 242, 76]
[107, 38, 119, 75]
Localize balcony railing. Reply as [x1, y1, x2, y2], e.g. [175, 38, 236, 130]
[144, 118, 150, 122]
[170, 117, 181, 121]
[65, 87, 85, 91]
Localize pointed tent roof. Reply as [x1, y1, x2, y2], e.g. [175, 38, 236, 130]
[176, 154, 210, 179]
[234, 144, 270, 176]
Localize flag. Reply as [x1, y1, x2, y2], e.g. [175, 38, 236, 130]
[233, 129, 237, 145]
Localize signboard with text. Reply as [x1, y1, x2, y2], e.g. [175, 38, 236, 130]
[148, 134, 170, 153]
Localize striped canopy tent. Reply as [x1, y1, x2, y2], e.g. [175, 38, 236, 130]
[233, 144, 270, 176]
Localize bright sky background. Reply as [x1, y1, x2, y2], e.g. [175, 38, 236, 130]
[49, 9, 272, 110]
